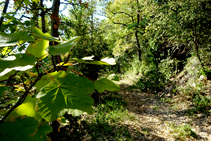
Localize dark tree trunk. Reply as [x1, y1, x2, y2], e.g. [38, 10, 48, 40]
[40, 0, 46, 33]
[0, 0, 9, 31]
[49, 0, 62, 140]
[135, 0, 141, 61]
[51, 0, 62, 70]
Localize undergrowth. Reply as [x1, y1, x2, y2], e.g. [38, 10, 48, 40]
[168, 123, 198, 140]
[58, 92, 135, 141]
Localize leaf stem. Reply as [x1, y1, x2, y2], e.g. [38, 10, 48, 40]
[38, 64, 55, 82]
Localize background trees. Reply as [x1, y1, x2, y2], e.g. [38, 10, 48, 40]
[0, 0, 211, 140]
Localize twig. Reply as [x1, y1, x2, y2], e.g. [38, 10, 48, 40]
[0, 74, 42, 124]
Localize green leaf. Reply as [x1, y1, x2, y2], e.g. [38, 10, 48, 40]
[81, 56, 94, 60]
[5, 96, 42, 121]
[34, 71, 66, 91]
[74, 57, 116, 65]
[94, 78, 120, 93]
[32, 0, 39, 3]
[32, 27, 58, 41]
[100, 57, 116, 65]
[26, 39, 49, 59]
[0, 116, 39, 141]
[49, 36, 81, 55]
[24, 0, 30, 5]
[0, 70, 21, 81]
[36, 73, 94, 121]
[0, 54, 36, 80]
[0, 32, 34, 47]
[59, 109, 84, 117]
[0, 86, 6, 98]
[31, 121, 52, 141]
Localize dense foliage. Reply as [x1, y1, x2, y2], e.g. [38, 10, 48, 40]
[0, 0, 211, 140]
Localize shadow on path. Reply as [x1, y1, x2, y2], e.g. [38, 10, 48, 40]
[118, 84, 211, 140]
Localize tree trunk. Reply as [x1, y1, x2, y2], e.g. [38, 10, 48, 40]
[40, 0, 46, 33]
[51, 0, 62, 70]
[49, 0, 62, 140]
[135, 0, 141, 61]
[0, 0, 9, 31]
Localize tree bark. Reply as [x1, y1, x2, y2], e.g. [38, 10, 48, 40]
[135, 0, 141, 61]
[40, 0, 46, 33]
[51, 0, 62, 70]
[0, 0, 9, 31]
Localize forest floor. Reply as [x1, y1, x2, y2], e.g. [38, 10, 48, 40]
[117, 76, 211, 141]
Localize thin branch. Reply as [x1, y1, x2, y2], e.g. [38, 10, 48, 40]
[0, 0, 9, 31]
[62, 67, 95, 82]
[107, 14, 128, 26]
[0, 74, 43, 124]
[21, 75, 28, 91]
[113, 12, 134, 22]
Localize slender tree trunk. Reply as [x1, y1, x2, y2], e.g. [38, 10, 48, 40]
[135, 0, 141, 61]
[32, 2, 39, 28]
[0, 0, 9, 31]
[193, 20, 205, 71]
[49, 0, 62, 140]
[51, 0, 62, 70]
[40, 0, 46, 33]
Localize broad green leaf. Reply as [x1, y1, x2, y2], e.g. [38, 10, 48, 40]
[24, 0, 30, 5]
[26, 39, 49, 60]
[0, 86, 6, 98]
[101, 57, 116, 65]
[94, 78, 120, 93]
[89, 61, 112, 65]
[107, 74, 120, 81]
[0, 70, 21, 81]
[49, 36, 81, 55]
[0, 32, 34, 47]
[32, 0, 39, 3]
[32, 27, 58, 41]
[59, 109, 84, 117]
[34, 71, 66, 91]
[73, 57, 116, 65]
[36, 73, 94, 121]
[0, 116, 39, 141]
[82, 56, 94, 60]
[31, 121, 52, 141]
[5, 96, 42, 122]
[0, 54, 36, 80]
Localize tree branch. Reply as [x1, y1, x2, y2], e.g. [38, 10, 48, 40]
[0, 0, 9, 31]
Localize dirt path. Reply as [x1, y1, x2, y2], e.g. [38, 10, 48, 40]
[117, 80, 211, 141]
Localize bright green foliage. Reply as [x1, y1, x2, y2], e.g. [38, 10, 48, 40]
[34, 71, 66, 91]
[32, 121, 52, 141]
[59, 109, 84, 117]
[0, 1, 120, 140]
[74, 57, 116, 65]
[0, 116, 39, 141]
[26, 39, 49, 60]
[94, 78, 120, 93]
[0, 32, 34, 47]
[32, 27, 58, 41]
[31, 0, 40, 3]
[0, 86, 6, 98]
[36, 73, 94, 121]
[49, 36, 81, 55]
[5, 96, 42, 121]
[0, 54, 36, 81]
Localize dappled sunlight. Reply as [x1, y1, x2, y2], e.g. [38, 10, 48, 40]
[118, 82, 211, 140]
